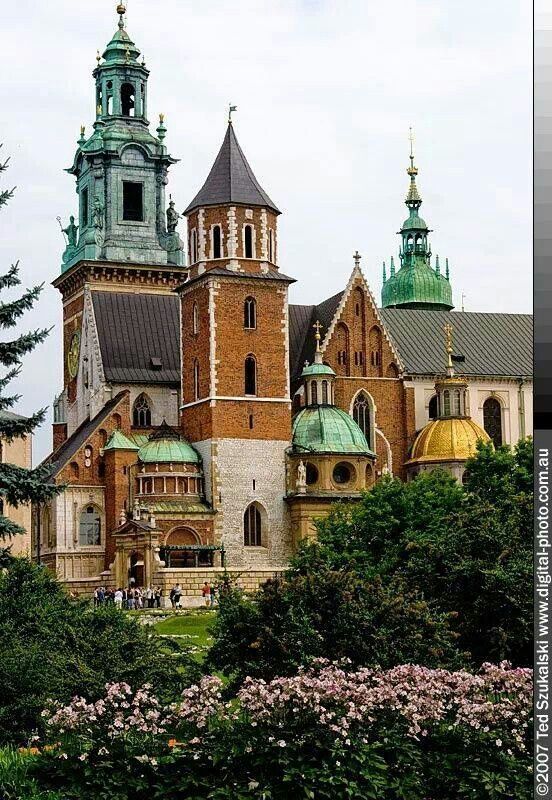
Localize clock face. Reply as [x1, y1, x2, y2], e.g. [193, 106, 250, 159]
[67, 331, 81, 379]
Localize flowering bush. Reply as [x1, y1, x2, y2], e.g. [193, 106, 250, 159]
[28, 661, 532, 800]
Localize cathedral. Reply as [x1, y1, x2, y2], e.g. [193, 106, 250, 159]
[34, 5, 533, 599]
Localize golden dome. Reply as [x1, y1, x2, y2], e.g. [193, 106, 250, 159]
[407, 417, 491, 464]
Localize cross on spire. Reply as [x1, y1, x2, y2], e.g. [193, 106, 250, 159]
[228, 104, 237, 124]
[353, 250, 362, 268]
[313, 320, 323, 353]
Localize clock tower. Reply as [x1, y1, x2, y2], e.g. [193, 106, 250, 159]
[52, 3, 188, 443]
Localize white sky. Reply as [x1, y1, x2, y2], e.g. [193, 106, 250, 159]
[0, 0, 532, 462]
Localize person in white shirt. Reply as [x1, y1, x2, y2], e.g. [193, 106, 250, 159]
[114, 588, 123, 609]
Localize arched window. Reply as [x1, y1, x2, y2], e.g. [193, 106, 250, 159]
[311, 381, 318, 405]
[111, 413, 122, 430]
[191, 229, 198, 263]
[353, 392, 372, 448]
[321, 381, 328, 405]
[244, 225, 253, 258]
[453, 390, 462, 416]
[69, 461, 80, 479]
[98, 429, 108, 447]
[193, 359, 200, 401]
[244, 297, 257, 329]
[133, 394, 151, 427]
[244, 503, 263, 547]
[483, 397, 503, 447]
[245, 355, 257, 396]
[212, 225, 222, 259]
[193, 302, 199, 335]
[79, 505, 101, 546]
[443, 390, 451, 417]
[121, 83, 135, 116]
[428, 395, 438, 420]
[369, 326, 383, 376]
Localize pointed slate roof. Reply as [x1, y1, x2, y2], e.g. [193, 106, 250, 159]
[184, 123, 280, 215]
[103, 430, 139, 452]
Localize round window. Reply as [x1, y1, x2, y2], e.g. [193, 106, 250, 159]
[333, 462, 353, 485]
[306, 463, 318, 485]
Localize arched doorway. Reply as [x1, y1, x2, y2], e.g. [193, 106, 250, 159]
[128, 550, 145, 587]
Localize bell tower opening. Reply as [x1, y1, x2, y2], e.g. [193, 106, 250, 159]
[121, 82, 136, 116]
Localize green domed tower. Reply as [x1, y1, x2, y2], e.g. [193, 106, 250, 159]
[381, 135, 453, 310]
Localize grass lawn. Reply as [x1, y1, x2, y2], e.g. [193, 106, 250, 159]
[154, 611, 216, 662]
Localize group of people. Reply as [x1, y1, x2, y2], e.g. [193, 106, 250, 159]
[168, 581, 220, 608]
[94, 585, 163, 610]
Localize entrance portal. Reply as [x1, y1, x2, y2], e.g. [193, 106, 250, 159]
[128, 551, 145, 587]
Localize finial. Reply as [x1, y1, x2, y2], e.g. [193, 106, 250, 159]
[390, 255, 396, 276]
[157, 113, 167, 142]
[353, 250, 362, 268]
[117, 2, 126, 28]
[383, 261, 387, 282]
[407, 126, 417, 176]
[228, 104, 237, 124]
[79, 125, 86, 145]
[444, 322, 454, 374]
[313, 320, 323, 354]
[461, 293, 466, 312]
[445, 257, 450, 280]
[96, 103, 102, 117]
[96, 49, 101, 65]
[435, 254, 440, 275]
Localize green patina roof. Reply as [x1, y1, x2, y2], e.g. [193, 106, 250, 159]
[382, 265, 453, 310]
[292, 406, 374, 455]
[138, 438, 200, 464]
[301, 362, 336, 378]
[104, 430, 139, 451]
[401, 213, 428, 231]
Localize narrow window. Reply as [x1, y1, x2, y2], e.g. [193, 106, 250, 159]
[244, 503, 262, 547]
[244, 225, 253, 258]
[191, 229, 198, 263]
[354, 353, 358, 366]
[244, 297, 257, 329]
[355, 303, 360, 316]
[249, 414, 254, 430]
[311, 381, 318, 405]
[79, 506, 101, 546]
[123, 181, 144, 222]
[213, 225, 222, 259]
[428, 395, 438, 420]
[81, 187, 89, 228]
[353, 393, 372, 448]
[121, 83, 135, 116]
[245, 355, 257, 396]
[193, 302, 199, 335]
[133, 394, 152, 427]
[483, 397, 503, 447]
[193, 359, 200, 401]
[453, 390, 461, 416]
[268, 229, 274, 262]
[443, 390, 451, 417]
[322, 381, 328, 404]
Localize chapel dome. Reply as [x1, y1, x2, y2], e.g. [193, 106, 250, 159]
[138, 438, 200, 464]
[292, 406, 374, 456]
[300, 362, 336, 378]
[382, 265, 453, 309]
[407, 417, 490, 465]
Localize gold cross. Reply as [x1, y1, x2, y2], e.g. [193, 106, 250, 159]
[313, 320, 323, 351]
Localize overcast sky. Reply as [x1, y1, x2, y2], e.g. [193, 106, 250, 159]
[0, 0, 532, 462]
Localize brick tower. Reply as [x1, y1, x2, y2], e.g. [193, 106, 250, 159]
[178, 115, 294, 568]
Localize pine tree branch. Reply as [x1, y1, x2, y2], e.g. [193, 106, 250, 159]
[0, 408, 47, 442]
[0, 264, 22, 291]
[0, 327, 52, 367]
[0, 516, 25, 542]
[0, 367, 22, 396]
[0, 463, 62, 507]
[0, 284, 44, 329]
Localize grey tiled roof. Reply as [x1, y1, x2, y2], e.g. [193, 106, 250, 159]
[92, 292, 181, 385]
[289, 292, 343, 381]
[184, 124, 280, 215]
[379, 309, 533, 378]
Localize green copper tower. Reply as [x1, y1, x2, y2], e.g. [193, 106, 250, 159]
[60, 3, 184, 272]
[381, 136, 453, 310]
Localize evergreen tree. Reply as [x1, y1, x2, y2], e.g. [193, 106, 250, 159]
[0, 146, 60, 543]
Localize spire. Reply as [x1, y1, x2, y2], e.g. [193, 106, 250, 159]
[406, 126, 422, 209]
[390, 255, 396, 277]
[313, 320, 323, 364]
[184, 122, 280, 216]
[446, 258, 450, 280]
[435, 254, 440, 275]
[383, 261, 387, 282]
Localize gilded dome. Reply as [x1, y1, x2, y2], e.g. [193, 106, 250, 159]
[292, 406, 374, 455]
[407, 418, 490, 465]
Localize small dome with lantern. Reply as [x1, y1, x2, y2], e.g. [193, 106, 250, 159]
[406, 323, 490, 478]
[137, 421, 201, 464]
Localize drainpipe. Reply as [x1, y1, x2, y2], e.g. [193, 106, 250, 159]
[517, 378, 526, 440]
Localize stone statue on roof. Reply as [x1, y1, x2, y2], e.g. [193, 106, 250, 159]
[166, 199, 180, 233]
